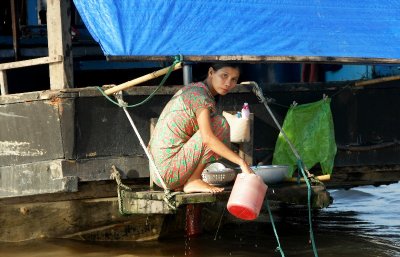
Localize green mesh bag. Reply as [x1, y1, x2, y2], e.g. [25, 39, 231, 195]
[272, 98, 337, 177]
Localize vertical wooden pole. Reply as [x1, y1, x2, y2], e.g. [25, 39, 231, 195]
[149, 118, 159, 189]
[47, 0, 73, 89]
[10, 0, 20, 61]
[0, 71, 8, 95]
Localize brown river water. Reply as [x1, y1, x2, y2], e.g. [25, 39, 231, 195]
[1, 182, 399, 257]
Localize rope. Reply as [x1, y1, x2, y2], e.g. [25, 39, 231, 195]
[297, 159, 319, 257]
[110, 165, 132, 215]
[116, 94, 177, 211]
[110, 165, 131, 191]
[251, 81, 319, 257]
[102, 57, 183, 212]
[266, 199, 285, 257]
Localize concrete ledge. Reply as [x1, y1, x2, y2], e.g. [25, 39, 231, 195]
[0, 160, 78, 197]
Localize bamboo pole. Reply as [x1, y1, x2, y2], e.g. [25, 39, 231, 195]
[285, 174, 331, 183]
[104, 62, 183, 95]
[355, 75, 400, 87]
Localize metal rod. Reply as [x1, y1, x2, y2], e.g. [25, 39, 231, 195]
[183, 63, 193, 85]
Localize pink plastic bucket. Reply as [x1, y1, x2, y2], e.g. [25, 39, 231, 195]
[227, 173, 268, 220]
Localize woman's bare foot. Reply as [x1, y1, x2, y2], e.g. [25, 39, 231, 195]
[183, 179, 224, 193]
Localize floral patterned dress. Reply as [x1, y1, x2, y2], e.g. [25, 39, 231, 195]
[148, 82, 230, 189]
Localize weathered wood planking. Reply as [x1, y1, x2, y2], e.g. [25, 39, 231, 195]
[0, 197, 165, 242]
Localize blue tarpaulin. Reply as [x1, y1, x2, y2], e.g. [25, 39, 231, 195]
[73, 0, 400, 60]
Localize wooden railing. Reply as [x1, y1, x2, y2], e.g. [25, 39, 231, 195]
[0, 56, 63, 95]
[0, 0, 73, 96]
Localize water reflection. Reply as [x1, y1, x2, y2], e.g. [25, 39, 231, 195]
[1, 182, 399, 257]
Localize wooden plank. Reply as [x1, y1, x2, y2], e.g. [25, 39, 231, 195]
[121, 191, 174, 214]
[0, 90, 78, 105]
[107, 55, 400, 64]
[0, 56, 62, 70]
[119, 183, 331, 214]
[47, 0, 73, 89]
[0, 70, 8, 96]
[175, 192, 230, 206]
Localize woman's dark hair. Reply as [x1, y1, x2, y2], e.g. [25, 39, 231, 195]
[193, 62, 242, 83]
[210, 63, 242, 74]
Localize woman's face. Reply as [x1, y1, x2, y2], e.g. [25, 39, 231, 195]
[208, 66, 240, 96]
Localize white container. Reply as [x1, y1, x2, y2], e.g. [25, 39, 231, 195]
[241, 103, 250, 119]
[222, 111, 250, 143]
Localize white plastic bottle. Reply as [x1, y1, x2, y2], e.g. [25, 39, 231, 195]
[241, 102, 250, 119]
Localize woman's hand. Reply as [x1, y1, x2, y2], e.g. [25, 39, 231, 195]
[239, 159, 254, 174]
[196, 108, 254, 175]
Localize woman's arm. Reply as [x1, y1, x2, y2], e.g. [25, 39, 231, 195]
[196, 107, 253, 174]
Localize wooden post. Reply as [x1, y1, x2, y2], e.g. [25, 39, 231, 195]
[10, 0, 20, 61]
[149, 118, 159, 189]
[47, 0, 73, 89]
[0, 71, 8, 95]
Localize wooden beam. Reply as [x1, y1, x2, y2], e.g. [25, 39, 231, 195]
[0, 70, 8, 96]
[0, 56, 62, 70]
[47, 0, 74, 89]
[107, 55, 400, 65]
